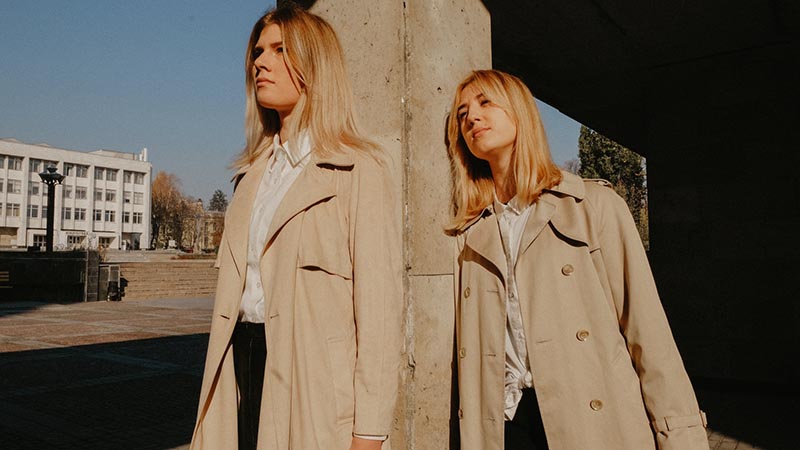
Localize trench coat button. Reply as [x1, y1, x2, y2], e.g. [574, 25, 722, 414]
[590, 399, 603, 411]
[459, 347, 467, 358]
[464, 287, 471, 298]
[576, 329, 590, 341]
[561, 264, 574, 276]
[458, 408, 463, 419]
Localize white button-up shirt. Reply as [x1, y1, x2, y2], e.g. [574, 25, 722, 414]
[239, 133, 311, 323]
[494, 195, 535, 420]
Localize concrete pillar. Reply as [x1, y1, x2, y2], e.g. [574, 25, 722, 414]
[297, 1, 491, 447]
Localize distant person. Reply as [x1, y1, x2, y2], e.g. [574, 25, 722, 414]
[190, 4, 402, 450]
[447, 69, 709, 450]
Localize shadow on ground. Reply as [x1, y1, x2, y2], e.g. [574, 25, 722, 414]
[694, 378, 796, 450]
[0, 333, 208, 450]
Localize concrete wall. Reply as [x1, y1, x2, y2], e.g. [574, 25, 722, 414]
[297, 1, 491, 447]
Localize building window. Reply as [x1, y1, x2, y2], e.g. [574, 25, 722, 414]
[28, 181, 40, 196]
[75, 186, 87, 199]
[64, 164, 73, 176]
[62, 207, 72, 220]
[0, 203, 3, 214]
[76, 165, 88, 178]
[105, 190, 116, 202]
[7, 180, 21, 194]
[8, 157, 22, 171]
[133, 212, 143, 224]
[63, 186, 73, 199]
[123, 212, 130, 223]
[27, 204, 38, 218]
[29, 159, 42, 172]
[67, 235, 83, 245]
[75, 208, 86, 221]
[94, 189, 103, 201]
[42, 206, 48, 218]
[99, 237, 113, 248]
[6, 203, 20, 217]
[134, 173, 144, 185]
[0, 178, 3, 192]
[33, 235, 47, 248]
[94, 209, 102, 221]
[124, 171, 132, 183]
[0, 155, 4, 169]
[105, 210, 115, 222]
[133, 192, 144, 205]
[95, 167, 104, 180]
[106, 169, 117, 182]
[124, 191, 131, 203]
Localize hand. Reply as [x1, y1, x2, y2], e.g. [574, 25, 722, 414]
[348, 436, 383, 450]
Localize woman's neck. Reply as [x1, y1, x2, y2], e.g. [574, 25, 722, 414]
[490, 160, 514, 204]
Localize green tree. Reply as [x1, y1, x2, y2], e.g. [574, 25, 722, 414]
[578, 125, 648, 248]
[208, 189, 228, 212]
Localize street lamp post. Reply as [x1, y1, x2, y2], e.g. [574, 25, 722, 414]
[38, 165, 65, 253]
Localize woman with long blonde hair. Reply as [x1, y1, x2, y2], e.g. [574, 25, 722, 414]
[449, 69, 709, 450]
[191, 5, 401, 450]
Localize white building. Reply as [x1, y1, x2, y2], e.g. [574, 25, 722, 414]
[0, 138, 152, 250]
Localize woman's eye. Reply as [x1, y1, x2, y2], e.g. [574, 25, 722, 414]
[480, 99, 490, 106]
[276, 46, 284, 54]
[253, 48, 263, 58]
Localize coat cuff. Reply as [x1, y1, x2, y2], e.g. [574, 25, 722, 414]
[651, 411, 708, 434]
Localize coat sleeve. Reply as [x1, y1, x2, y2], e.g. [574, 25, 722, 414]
[591, 185, 709, 450]
[349, 155, 404, 436]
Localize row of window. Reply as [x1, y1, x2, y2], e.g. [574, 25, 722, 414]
[1, 180, 145, 205]
[0, 203, 144, 224]
[0, 156, 23, 170]
[0, 155, 146, 185]
[1, 203, 143, 224]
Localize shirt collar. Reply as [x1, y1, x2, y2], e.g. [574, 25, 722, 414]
[272, 132, 312, 167]
[493, 194, 528, 217]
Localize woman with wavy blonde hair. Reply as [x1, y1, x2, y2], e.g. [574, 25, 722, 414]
[449, 69, 708, 450]
[191, 4, 401, 450]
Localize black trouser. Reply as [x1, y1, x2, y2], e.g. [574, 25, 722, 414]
[232, 321, 267, 450]
[504, 388, 549, 450]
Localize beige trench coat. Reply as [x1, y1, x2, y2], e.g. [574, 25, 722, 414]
[190, 146, 403, 450]
[455, 171, 709, 450]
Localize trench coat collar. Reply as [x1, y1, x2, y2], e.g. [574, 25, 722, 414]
[223, 146, 354, 278]
[517, 170, 592, 257]
[463, 171, 596, 279]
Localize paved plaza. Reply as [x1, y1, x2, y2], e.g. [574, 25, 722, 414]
[0, 297, 792, 449]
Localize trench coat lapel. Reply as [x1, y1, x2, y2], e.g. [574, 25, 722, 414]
[223, 152, 273, 279]
[263, 151, 354, 252]
[465, 212, 508, 284]
[518, 171, 592, 259]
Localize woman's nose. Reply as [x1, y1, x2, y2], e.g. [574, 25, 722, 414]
[254, 54, 270, 72]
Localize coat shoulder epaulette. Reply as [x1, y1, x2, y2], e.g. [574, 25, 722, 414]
[583, 178, 613, 188]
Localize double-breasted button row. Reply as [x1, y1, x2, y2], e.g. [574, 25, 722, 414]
[464, 287, 471, 298]
[459, 347, 467, 358]
[589, 399, 603, 411]
[576, 329, 590, 341]
[561, 264, 574, 276]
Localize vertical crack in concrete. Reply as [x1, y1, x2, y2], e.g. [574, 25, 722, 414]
[401, 1, 415, 448]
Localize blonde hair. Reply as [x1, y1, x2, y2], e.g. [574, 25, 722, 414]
[445, 70, 562, 235]
[233, 3, 376, 170]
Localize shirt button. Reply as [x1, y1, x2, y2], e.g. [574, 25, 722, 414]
[464, 287, 471, 298]
[459, 347, 467, 358]
[576, 329, 590, 341]
[561, 264, 574, 276]
[256, 282, 262, 289]
[590, 399, 603, 411]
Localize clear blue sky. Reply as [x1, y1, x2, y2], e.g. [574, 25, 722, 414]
[0, 0, 579, 203]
